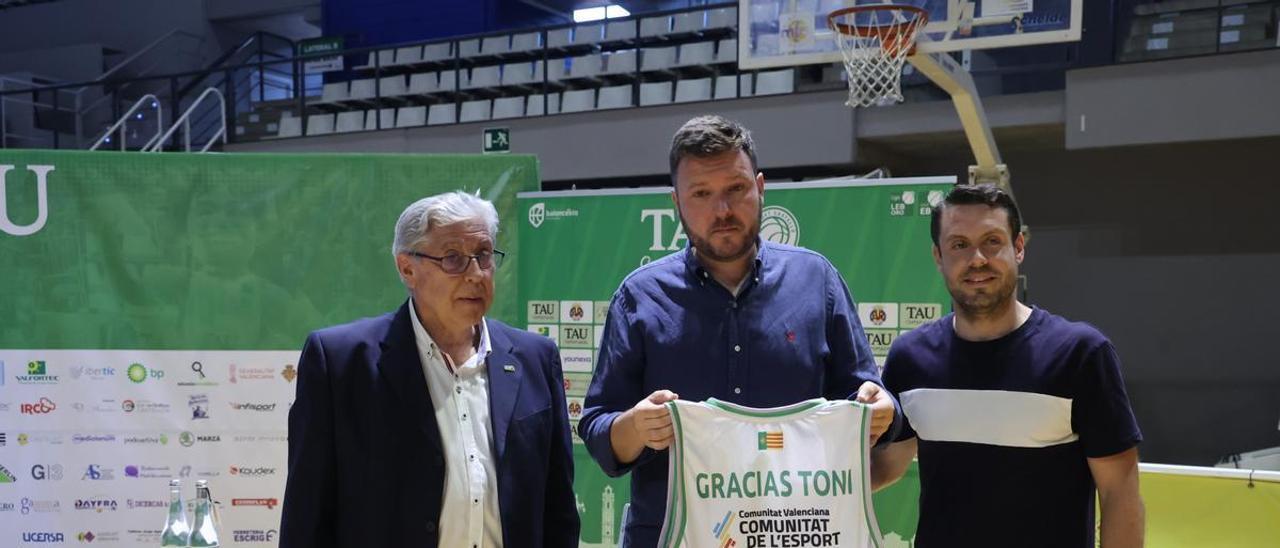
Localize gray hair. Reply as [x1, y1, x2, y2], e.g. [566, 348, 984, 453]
[391, 191, 499, 257]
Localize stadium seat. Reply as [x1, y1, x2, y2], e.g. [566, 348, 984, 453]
[639, 81, 673, 106]
[525, 93, 560, 116]
[573, 23, 604, 45]
[569, 54, 603, 79]
[306, 113, 334, 135]
[348, 79, 376, 100]
[492, 96, 525, 119]
[603, 50, 637, 75]
[422, 43, 452, 62]
[481, 35, 510, 55]
[597, 85, 632, 109]
[640, 16, 670, 37]
[380, 75, 408, 97]
[460, 100, 492, 122]
[605, 20, 637, 41]
[641, 47, 677, 71]
[396, 106, 426, 127]
[365, 108, 396, 130]
[320, 82, 348, 104]
[707, 7, 736, 29]
[510, 32, 540, 52]
[395, 46, 423, 66]
[561, 89, 595, 113]
[755, 69, 795, 95]
[276, 116, 302, 138]
[547, 28, 572, 48]
[672, 11, 705, 33]
[335, 111, 365, 133]
[716, 39, 738, 63]
[428, 103, 456, 125]
[676, 78, 713, 103]
[458, 39, 481, 58]
[677, 42, 715, 66]
[408, 72, 438, 95]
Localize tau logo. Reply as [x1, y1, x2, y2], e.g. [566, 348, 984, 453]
[759, 205, 800, 246]
[528, 202, 545, 228]
[640, 209, 688, 252]
[867, 332, 895, 346]
[905, 305, 938, 321]
[0, 164, 54, 237]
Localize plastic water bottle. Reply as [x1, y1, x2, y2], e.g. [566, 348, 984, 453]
[188, 480, 220, 547]
[160, 479, 190, 546]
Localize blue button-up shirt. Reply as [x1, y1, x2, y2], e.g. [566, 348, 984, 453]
[579, 240, 896, 548]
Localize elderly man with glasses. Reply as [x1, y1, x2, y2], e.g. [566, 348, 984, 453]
[280, 191, 580, 548]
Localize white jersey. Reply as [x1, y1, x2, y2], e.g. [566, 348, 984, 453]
[658, 398, 883, 548]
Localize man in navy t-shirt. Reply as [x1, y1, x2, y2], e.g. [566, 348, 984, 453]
[872, 184, 1145, 548]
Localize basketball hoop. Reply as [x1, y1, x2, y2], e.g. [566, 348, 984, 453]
[827, 5, 929, 108]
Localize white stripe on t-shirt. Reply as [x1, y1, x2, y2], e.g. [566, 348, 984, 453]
[901, 388, 1078, 448]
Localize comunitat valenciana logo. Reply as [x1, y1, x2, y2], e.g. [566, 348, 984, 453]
[759, 205, 800, 247]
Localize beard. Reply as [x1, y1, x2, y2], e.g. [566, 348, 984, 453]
[948, 267, 1018, 319]
[679, 206, 762, 263]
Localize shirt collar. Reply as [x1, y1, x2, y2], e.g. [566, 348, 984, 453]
[408, 299, 491, 362]
[682, 237, 768, 289]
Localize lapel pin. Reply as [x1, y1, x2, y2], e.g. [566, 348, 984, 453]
[503, 364, 516, 372]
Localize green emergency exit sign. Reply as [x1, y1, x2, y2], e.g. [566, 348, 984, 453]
[483, 128, 510, 154]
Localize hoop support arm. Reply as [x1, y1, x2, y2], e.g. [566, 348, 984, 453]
[906, 49, 1011, 190]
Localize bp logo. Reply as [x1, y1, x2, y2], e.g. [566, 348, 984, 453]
[179, 432, 195, 447]
[760, 206, 800, 246]
[528, 202, 545, 228]
[126, 363, 147, 383]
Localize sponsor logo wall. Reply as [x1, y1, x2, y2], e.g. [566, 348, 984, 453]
[0, 350, 296, 546]
[0, 150, 536, 546]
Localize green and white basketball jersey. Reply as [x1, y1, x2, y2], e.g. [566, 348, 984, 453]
[658, 398, 883, 548]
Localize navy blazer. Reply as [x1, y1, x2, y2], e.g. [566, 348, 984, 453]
[279, 301, 580, 548]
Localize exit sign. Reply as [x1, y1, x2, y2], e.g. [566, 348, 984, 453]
[483, 128, 510, 154]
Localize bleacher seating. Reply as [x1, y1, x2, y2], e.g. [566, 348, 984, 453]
[269, 5, 785, 139]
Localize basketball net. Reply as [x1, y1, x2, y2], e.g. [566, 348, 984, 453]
[828, 5, 929, 108]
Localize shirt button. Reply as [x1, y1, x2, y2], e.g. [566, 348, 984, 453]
[461, 413, 468, 420]
[734, 387, 742, 394]
[731, 301, 738, 309]
[473, 498, 479, 505]
[733, 345, 741, 352]
[455, 386, 462, 394]
[469, 454, 475, 461]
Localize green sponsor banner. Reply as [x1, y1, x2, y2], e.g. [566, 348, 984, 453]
[517, 178, 953, 546]
[0, 150, 538, 350]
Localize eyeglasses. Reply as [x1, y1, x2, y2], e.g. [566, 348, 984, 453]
[407, 249, 505, 275]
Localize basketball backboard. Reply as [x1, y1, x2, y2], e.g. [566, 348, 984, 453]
[739, 0, 1083, 69]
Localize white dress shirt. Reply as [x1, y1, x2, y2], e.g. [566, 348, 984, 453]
[410, 303, 503, 548]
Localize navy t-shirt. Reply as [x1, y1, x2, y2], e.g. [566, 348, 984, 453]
[882, 307, 1142, 548]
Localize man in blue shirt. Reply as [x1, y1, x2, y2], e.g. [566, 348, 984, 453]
[872, 184, 1145, 547]
[578, 115, 899, 547]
